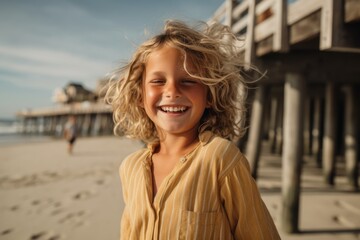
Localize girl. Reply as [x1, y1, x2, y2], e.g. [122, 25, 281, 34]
[106, 20, 280, 240]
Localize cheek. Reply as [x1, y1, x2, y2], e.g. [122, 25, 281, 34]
[146, 89, 158, 99]
[143, 87, 159, 106]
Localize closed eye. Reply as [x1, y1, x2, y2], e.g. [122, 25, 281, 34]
[149, 79, 165, 85]
[181, 79, 198, 85]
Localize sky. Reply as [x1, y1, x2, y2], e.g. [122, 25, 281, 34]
[0, 0, 224, 119]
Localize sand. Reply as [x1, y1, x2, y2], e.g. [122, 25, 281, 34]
[0, 136, 359, 240]
[256, 152, 360, 240]
[0, 136, 142, 240]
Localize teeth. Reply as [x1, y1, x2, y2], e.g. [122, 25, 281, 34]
[161, 106, 187, 113]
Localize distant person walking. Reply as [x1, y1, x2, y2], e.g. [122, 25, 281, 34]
[64, 115, 78, 154]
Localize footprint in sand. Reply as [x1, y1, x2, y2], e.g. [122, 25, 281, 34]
[95, 177, 111, 186]
[10, 205, 20, 211]
[58, 210, 87, 225]
[1, 228, 13, 236]
[53, 201, 62, 208]
[72, 190, 96, 200]
[32, 199, 41, 206]
[47, 236, 61, 240]
[95, 178, 105, 185]
[50, 208, 64, 216]
[29, 231, 61, 240]
[30, 231, 47, 239]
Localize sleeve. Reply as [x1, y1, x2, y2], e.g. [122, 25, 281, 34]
[119, 163, 131, 240]
[219, 154, 281, 240]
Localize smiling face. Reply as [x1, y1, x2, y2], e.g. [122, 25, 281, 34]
[142, 45, 209, 139]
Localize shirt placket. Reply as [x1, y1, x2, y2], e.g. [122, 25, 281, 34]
[152, 160, 184, 239]
[142, 154, 157, 239]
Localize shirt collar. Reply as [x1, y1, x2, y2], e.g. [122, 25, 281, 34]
[146, 130, 214, 155]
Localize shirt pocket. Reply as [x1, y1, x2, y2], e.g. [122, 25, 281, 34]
[178, 210, 219, 240]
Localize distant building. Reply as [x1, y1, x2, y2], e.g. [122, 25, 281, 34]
[52, 82, 97, 104]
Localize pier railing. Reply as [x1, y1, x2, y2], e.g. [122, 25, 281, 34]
[208, 0, 360, 64]
[16, 102, 112, 117]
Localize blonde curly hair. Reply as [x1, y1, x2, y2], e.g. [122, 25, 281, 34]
[105, 20, 248, 143]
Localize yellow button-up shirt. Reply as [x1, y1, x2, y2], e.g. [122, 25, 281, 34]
[119, 131, 280, 239]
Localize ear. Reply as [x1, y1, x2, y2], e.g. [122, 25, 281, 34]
[206, 101, 211, 108]
[206, 92, 212, 108]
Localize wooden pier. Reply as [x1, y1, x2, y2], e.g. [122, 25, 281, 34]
[16, 81, 114, 138]
[16, 102, 113, 137]
[209, 0, 360, 233]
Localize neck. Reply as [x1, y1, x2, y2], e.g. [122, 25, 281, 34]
[157, 131, 199, 157]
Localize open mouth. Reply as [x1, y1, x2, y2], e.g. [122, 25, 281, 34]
[159, 106, 188, 113]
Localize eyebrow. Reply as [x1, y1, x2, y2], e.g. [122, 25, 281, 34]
[146, 71, 166, 76]
[146, 67, 193, 76]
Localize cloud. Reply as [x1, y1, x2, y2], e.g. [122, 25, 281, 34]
[0, 45, 116, 90]
[0, 1, 142, 93]
[0, 0, 224, 118]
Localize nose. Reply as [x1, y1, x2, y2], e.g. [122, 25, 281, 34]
[164, 81, 181, 99]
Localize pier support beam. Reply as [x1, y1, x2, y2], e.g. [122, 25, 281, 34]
[269, 95, 278, 153]
[343, 86, 359, 189]
[312, 97, 323, 167]
[303, 98, 311, 155]
[281, 72, 304, 233]
[22, 118, 28, 134]
[275, 95, 284, 155]
[246, 86, 267, 179]
[82, 114, 91, 136]
[322, 82, 337, 185]
[50, 116, 57, 134]
[92, 114, 102, 136]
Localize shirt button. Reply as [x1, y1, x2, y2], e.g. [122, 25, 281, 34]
[180, 157, 186, 163]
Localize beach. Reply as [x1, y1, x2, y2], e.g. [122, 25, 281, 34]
[0, 136, 359, 240]
[0, 136, 142, 240]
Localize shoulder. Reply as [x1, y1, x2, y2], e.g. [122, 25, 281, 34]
[119, 148, 148, 175]
[203, 133, 243, 162]
[121, 147, 148, 166]
[199, 132, 248, 178]
[206, 134, 238, 152]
